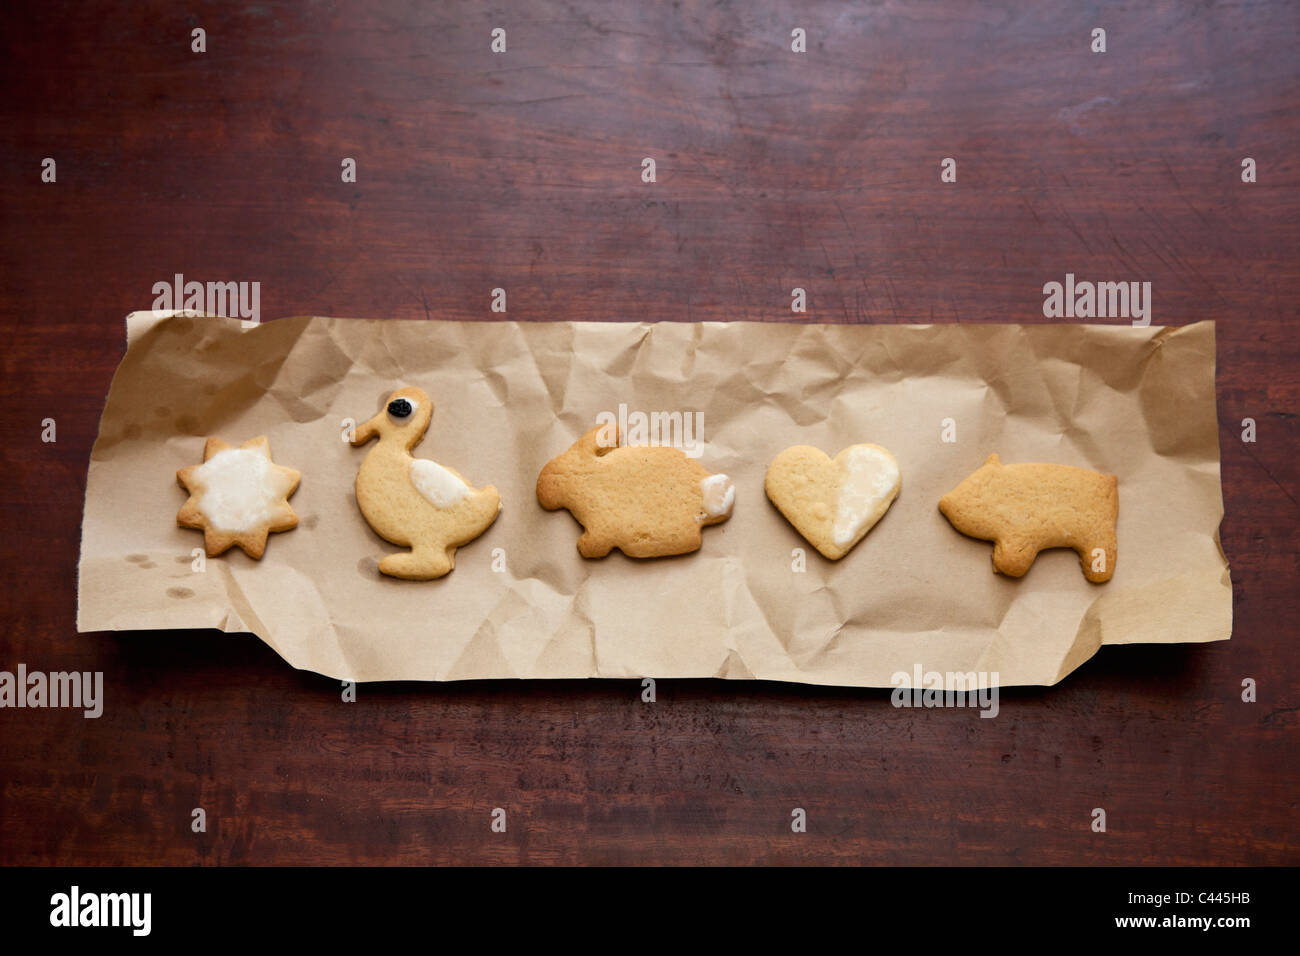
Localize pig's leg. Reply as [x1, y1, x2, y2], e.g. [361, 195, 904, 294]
[1077, 529, 1117, 583]
[992, 536, 1037, 577]
[577, 529, 613, 558]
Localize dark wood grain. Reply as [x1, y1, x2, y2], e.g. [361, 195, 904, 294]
[0, 0, 1296, 865]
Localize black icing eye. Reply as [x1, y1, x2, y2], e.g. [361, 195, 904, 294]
[387, 398, 413, 418]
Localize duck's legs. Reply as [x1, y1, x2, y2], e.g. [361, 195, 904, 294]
[379, 543, 453, 580]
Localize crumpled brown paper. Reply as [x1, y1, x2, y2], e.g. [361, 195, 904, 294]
[76, 313, 1231, 687]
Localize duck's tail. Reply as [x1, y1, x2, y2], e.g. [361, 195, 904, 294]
[466, 485, 502, 534]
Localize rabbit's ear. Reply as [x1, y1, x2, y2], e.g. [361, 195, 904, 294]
[577, 423, 618, 456]
[983, 453, 1002, 467]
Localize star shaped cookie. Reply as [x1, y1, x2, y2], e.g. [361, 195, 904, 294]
[176, 436, 301, 558]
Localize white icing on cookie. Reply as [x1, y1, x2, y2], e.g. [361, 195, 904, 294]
[193, 448, 281, 533]
[410, 459, 470, 509]
[700, 473, 735, 519]
[832, 446, 900, 547]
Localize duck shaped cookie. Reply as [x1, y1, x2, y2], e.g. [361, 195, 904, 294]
[351, 387, 501, 580]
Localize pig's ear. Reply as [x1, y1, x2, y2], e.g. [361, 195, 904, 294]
[983, 453, 1002, 467]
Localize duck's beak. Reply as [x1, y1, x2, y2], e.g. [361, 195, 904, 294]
[351, 413, 382, 446]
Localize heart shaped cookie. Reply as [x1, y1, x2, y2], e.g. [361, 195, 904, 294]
[765, 444, 901, 559]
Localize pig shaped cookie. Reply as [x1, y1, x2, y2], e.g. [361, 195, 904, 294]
[938, 453, 1118, 583]
[537, 424, 734, 558]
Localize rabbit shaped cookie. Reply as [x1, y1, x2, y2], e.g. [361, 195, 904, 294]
[537, 424, 734, 558]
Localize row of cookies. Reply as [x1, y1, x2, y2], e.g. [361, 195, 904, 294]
[177, 386, 1119, 583]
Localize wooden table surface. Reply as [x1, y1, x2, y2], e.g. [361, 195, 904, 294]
[1, 0, 1295, 865]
